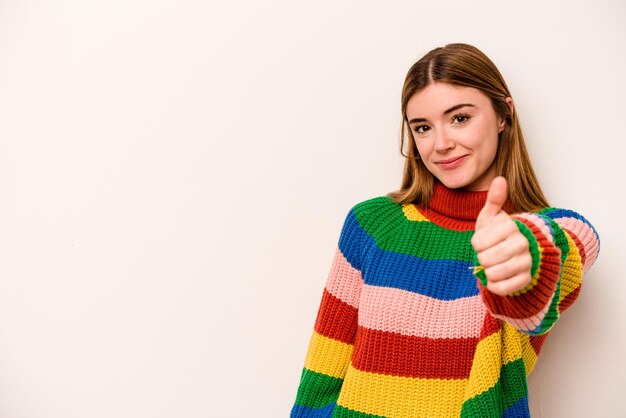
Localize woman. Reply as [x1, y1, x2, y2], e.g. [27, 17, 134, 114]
[290, 43, 600, 417]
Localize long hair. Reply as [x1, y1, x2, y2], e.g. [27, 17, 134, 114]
[387, 43, 549, 212]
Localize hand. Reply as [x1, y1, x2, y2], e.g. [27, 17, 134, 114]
[471, 176, 532, 296]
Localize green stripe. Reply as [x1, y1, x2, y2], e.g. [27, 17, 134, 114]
[460, 358, 528, 417]
[475, 219, 541, 288]
[533, 268, 562, 334]
[513, 219, 540, 279]
[537, 213, 570, 265]
[294, 368, 344, 409]
[352, 197, 475, 262]
[332, 404, 386, 417]
[532, 214, 569, 333]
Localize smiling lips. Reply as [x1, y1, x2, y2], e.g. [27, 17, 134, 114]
[436, 155, 469, 170]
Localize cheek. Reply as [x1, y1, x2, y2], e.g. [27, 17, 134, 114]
[458, 126, 484, 146]
[477, 135, 499, 165]
[466, 127, 498, 153]
[414, 140, 432, 157]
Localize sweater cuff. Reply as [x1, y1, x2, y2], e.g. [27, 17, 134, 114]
[473, 213, 563, 329]
[472, 218, 539, 291]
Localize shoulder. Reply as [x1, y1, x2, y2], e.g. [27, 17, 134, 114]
[351, 195, 397, 212]
[345, 194, 406, 231]
[516, 206, 601, 262]
[540, 207, 601, 255]
[537, 207, 600, 240]
[349, 194, 402, 217]
[515, 207, 598, 233]
[538, 207, 596, 226]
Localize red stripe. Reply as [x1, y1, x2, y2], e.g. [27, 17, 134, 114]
[563, 226, 587, 266]
[480, 312, 502, 339]
[418, 195, 515, 232]
[314, 288, 358, 344]
[479, 216, 562, 320]
[529, 333, 549, 355]
[351, 326, 478, 379]
[418, 207, 475, 232]
[558, 284, 581, 312]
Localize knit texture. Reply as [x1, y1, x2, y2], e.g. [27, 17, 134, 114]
[290, 181, 600, 418]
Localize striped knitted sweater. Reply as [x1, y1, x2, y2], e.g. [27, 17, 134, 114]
[290, 181, 600, 418]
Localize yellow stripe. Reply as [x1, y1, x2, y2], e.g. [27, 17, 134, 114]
[511, 246, 543, 296]
[402, 204, 429, 222]
[337, 365, 466, 417]
[559, 232, 583, 302]
[514, 230, 583, 299]
[501, 323, 523, 363]
[304, 331, 354, 379]
[519, 333, 539, 375]
[464, 323, 523, 399]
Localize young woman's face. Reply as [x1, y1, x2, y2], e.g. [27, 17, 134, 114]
[406, 82, 507, 191]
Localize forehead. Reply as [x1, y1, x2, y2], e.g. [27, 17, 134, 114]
[406, 83, 488, 116]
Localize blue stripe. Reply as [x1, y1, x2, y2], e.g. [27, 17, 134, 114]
[340, 205, 480, 300]
[290, 402, 336, 418]
[528, 319, 545, 335]
[338, 208, 368, 271]
[541, 207, 601, 245]
[501, 395, 530, 417]
[362, 239, 479, 300]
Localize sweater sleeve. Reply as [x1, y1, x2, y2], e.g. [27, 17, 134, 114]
[290, 206, 365, 417]
[473, 207, 600, 336]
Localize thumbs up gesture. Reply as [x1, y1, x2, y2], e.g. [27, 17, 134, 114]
[471, 176, 532, 296]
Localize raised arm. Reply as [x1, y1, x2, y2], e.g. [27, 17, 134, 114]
[471, 179, 600, 335]
[290, 207, 365, 417]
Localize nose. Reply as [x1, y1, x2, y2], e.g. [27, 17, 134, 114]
[433, 126, 455, 152]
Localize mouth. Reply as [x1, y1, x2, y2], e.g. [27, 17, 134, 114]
[435, 155, 469, 170]
[436, 155, 468, 164]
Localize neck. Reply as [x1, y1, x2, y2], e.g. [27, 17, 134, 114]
[418, 180, 514, 231]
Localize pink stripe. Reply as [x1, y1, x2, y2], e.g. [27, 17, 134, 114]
[358, 284, 486, 339]
[491, 293, 553, 332]
[513, 213, 554, 243]
[553, 217, 600, 274]
[324, 247, 363, 309]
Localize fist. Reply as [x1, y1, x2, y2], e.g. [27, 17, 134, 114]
[470, 176, 532, 296]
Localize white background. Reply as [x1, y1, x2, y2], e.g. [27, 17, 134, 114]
[0, 1, 624, 417]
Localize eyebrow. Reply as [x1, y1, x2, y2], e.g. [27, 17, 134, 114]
[408, 103, 477, 124]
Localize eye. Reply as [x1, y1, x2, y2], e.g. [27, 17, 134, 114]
[413, 125, 430, 135]
[453, 114, 470, 124]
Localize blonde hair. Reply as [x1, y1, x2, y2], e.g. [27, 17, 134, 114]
[387, 43, 549, 212]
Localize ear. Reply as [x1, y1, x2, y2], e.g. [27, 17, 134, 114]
[505, 96, 515, 117]
[498, 97, 515, 133]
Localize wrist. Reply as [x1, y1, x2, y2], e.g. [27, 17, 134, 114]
[472, 217, 540, 296]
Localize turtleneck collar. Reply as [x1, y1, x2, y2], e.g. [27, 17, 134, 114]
[417, 180, 514, 231]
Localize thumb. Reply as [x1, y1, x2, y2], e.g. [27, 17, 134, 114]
[476, 176, 508, 228]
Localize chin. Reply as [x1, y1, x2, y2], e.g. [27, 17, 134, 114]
[435, 176, 471, 190]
